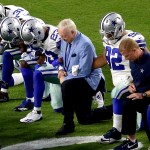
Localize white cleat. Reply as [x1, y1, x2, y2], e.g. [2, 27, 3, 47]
[20, 110, 42, 123]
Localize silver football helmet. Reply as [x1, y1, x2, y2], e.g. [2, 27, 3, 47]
[100, 12, 125, 44]
[0, 4, 5, 21]
[0, 17, 21, 43]
[20, 18, 45, 48]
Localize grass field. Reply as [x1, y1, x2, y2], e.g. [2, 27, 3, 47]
[0, 0, 150, 149]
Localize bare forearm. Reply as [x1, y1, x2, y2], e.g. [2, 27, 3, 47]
[92, 55, 107, 69]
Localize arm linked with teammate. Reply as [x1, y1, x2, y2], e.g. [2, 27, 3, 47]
[92, 51, 107, 69]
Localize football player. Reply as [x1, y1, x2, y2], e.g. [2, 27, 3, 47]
[93, 12, 148, 144]
[0, 4, 30, 21]
[17, 19, 63, 123]
[0, 17, 26, 102]
[0, 3, 30, 94]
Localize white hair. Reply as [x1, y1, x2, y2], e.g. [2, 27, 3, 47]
[57, 18, 77, 32]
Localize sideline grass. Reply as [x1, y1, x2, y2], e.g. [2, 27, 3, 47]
[0, 0, 150, 149]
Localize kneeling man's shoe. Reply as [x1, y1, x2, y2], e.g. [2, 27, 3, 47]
[55, 124, 75, 135]
[0, 91, 9, 102]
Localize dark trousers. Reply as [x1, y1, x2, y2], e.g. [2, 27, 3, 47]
[61, 77, 106, 126]
[122, 92, 150, 136]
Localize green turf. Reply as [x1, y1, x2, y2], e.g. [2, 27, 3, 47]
[0, 0, 150, 149]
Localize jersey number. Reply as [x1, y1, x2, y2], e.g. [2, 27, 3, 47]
[13, 9, 24, 18]
[50, 29, 59, 41]
[106, 46, 125, 70]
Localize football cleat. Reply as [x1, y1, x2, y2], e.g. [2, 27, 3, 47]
[14, 99, 34, 111]
[113, 139, 138, 150]
[97, 127, 121, 144]
[20, 110, 42, 123]
[0, 91, 9, 102]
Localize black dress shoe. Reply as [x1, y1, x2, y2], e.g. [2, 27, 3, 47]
[55, 124, 75, 135]
[0, 91, 9, 102]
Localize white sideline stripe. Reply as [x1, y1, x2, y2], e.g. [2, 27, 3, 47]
[1, 136, 100, 150]
[1, 136, 144, 150]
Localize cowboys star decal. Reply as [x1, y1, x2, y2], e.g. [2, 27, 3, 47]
[29, 26, 34, 32]
[29, 26, 41, 35]
[8, 28, 13, 34]
[112, 20, 117, 26]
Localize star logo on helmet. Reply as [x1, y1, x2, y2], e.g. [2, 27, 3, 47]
[8, 28, 13, 35]
[112, 20, 117, 26]
[29, 26, 34, 32]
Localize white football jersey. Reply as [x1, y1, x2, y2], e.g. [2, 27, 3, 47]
[43, 24, 61, 54]
[4, 5, 30, 19]
[42, 25, 61, 64]
[103, 30, 146, 86]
